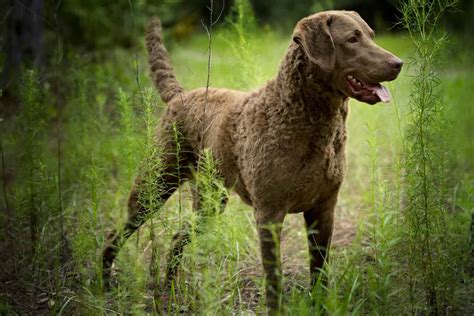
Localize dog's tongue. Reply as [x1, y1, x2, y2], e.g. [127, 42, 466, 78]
[365, 82, 391, 103]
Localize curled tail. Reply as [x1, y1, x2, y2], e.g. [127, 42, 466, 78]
[146, 17, 183, 103]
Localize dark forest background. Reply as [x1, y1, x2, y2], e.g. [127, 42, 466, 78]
[1, 0, 473, 108]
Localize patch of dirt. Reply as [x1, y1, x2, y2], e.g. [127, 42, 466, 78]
[0, 239, 79, 315]
[229, 212, 359, 313]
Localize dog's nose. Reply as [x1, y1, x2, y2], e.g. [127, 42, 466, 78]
[389, 58, 403, 73]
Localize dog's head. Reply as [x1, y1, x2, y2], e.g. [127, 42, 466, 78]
[292, 10, 403, 104]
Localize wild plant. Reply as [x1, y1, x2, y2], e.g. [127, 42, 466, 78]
[400, 0, 467, 313]
[226, 0, 263, 89]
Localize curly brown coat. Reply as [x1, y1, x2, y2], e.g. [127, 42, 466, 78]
[103, 10, 402, 314]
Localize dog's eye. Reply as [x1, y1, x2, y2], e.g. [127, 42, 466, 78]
[348, 36, 358, 43]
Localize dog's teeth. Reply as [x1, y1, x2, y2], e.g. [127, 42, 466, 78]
[348, 75, 353, 79]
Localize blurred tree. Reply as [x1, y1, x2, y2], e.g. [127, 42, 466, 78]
[251, 0, 315, 28]
[1, 0, 471, 88]
[446, 0, 474, 35]
[249, 0, 401, 30]
[54, 0, 232, 49]
[325, 0, 401, 31]
[56, 0, 159, 50]
[326, 0, 400, 32]
[0, 0, 44, 108]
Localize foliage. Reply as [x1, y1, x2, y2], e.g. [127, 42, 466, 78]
[33, 0, 472, 52]
[54, 0, 159, 49]
[399, 0, 470, 314]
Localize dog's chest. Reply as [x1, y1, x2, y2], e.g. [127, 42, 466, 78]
[280, 114, 347, 211]
[233, 98, 348, 211]
[309, 132, 345, 175]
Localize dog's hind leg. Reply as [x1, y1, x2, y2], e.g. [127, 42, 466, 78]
[164, 178, 228, 289]
[102, 150, 193, 288]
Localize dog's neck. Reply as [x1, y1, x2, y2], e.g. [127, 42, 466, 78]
[273, 42, 345, 118]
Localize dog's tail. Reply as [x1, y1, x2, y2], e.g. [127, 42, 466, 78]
[145, 17, 183, 103]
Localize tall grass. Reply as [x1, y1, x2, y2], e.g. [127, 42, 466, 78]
[399, 0, 470, 313]
[226, 0, 263, 89]
[17, 70, 46, 257]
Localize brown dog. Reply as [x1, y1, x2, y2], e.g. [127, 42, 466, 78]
[103, 10, 402, 313]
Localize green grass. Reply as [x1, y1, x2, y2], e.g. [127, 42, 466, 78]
[1, 22, 472, 314]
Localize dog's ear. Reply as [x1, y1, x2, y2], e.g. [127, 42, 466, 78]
[292, 14, 335, 73]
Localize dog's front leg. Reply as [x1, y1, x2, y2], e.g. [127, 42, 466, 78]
[256, 212, 285, 315]
[304, 194, 337, 288]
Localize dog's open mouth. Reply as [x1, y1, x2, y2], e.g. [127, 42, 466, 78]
[346, 75, 391, 104]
